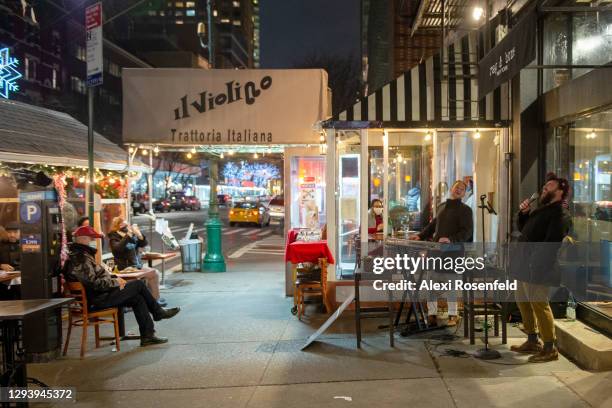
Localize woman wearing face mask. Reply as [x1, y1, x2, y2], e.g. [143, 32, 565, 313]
[368, 199, 384, 234]
[108, 217, 163, 303]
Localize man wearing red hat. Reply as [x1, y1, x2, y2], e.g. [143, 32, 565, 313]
[66, 225, 180, 346]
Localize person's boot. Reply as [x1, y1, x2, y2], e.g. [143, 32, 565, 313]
[510, 340, 542, 354]
[528, 343, 559, 363]
[153, 307, 181, 321]
[140, 335, 168, 347]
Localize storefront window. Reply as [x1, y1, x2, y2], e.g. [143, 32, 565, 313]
[543, 10, 612, 92]
[289, 156, 326, 230]
[546, 109, 612, 317]
[335, 131, 361, 276]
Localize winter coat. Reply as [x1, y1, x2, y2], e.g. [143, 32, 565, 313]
[108, 231, 148, 270]
[418, 198, 473, 243]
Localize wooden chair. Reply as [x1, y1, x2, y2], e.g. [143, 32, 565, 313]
[295, 258, 330, 319]
[63, 281, 121, 358]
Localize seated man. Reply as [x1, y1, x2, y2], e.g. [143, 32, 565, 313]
[65, 226, 179, 346]
[108, 217, 163, 304]
[0, 221, 21, 300]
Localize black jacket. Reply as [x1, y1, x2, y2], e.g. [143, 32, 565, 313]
[64, 243, 119, 306]
[418, 198, 473, 243]
[0, 240, 20, 269]
[512, 201, 571, 285]
[108, 231, 148, 270]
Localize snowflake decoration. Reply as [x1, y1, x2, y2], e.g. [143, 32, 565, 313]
[0, 48, 22, 99]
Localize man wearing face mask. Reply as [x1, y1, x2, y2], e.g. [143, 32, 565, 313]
[65, 226, 179, 346]
[368, 199, 384, 234]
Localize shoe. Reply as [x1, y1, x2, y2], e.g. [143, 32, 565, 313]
[528, 348, 559, 363]
[153, 307, 180, 321]
[140, 336, 168, 347]
[510, 340, 543, 354]
[158, 298, 168, 307]
[447, 315, 459, 327]
[427, 316, 438, 327]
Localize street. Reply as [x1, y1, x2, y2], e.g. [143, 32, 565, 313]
[131, 207, 285, 273]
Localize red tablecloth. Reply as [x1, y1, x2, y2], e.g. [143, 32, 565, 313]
[285, 241, 335, 264]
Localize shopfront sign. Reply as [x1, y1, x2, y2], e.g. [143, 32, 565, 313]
[85, 2, 103, 87]
[478, 8, 536, 100]
[122, 69, 329, 145]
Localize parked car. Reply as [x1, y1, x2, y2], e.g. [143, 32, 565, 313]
[153, 198, 171, 212]
[217, 194, 233, 206]
[184, 196, 201, 210]
[131, 193, 150, 215]
[229, 201, 270, 227]
[169, 192, 187, 210]
[267, 196, 285, 224]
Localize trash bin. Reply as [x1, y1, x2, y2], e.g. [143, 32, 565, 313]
[179, 239, 202, 272]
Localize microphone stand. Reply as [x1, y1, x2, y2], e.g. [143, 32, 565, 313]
[474, 194, 501, 360]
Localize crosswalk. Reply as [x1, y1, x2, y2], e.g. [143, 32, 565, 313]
[139, 224, 278, 239]
[228, 235, 286, 259]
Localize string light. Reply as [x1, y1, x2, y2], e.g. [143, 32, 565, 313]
[187, 152, 193, 159]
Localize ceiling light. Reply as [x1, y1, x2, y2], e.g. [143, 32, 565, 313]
[472, 6, 484, 21]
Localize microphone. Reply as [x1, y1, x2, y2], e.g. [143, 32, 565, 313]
[528, 192, 539, 204]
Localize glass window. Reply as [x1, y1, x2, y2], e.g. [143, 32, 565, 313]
[546, 109, 612, 318]
[289, 156, 326, 230]
[233, 202, 257, 209]
[186, 9, 196, 17]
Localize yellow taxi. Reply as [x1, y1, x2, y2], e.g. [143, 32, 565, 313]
[229, 201, 270, 227]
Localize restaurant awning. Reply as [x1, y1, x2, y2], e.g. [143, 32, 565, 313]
[0, 98, 149, 173]
[325, 31, 510, 129]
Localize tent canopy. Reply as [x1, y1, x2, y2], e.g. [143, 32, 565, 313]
[0, 99, 148, 172]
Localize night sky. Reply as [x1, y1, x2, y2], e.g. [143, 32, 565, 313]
[259, 0, 361, 68]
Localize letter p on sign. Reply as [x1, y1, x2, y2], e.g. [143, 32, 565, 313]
[20, 202, 41, 224]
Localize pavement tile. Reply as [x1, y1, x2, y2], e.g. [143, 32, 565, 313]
[260, 336, 438, 385]
[28, 342, 274, 391]
[445, 376, 591, 408]
[247, 378, 454, 408]
[553, 371, 612, 408]
[48, 387, 256, 408]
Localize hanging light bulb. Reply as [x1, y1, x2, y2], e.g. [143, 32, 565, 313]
[190, 147, 196, 154]
[78, 176, 85, 183]
[473, 129, 481, 139]
[253, 152, 259, 159]
[267, 147, 272, 154]
[424, 131, 432, 141]
[228, 149, 235, 156]
[187, 152, 193, 159]
[220, 152, 224, 159]
[472, 6, 484, 21]
[141, 149, 148, 155]
[129, 146, 135, 153]
[397, 153, 403, 162]
[154, 146, 160, 154]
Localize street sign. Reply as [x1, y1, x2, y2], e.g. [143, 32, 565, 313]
[86, 2, 103, 87]
[20, 202, 41, 224]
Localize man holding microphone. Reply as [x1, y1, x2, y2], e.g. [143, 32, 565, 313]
[511, 174, 571, 363]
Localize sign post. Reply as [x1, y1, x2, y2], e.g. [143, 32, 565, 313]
[86, 2, 103, 221]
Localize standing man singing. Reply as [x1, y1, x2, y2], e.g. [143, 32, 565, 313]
[410, 180, 473, 327]
[511, 174, 570, 363]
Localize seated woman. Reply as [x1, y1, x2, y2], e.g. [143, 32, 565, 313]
[108, 216, 163, 303]
[368, 199, 384, 234]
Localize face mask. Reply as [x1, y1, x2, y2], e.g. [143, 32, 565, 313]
[373, 207, 383, 215]
[88, 241, 97, 250]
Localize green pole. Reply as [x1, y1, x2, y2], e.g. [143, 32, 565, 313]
[202, 157, 226, 272]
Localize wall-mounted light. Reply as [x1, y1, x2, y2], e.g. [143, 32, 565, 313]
[472, 6, 484, 21]
[473, 129, 481, 139]
[424, 131, 432, 142]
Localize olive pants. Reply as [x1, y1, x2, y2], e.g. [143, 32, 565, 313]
[516, 281, 556, 343]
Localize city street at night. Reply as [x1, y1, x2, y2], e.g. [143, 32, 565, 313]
[0, 0, 611, 407]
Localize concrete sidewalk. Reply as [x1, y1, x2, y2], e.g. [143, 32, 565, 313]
[29, 259, 612, 408]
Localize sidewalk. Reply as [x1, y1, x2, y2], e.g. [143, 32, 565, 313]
[29, 258, 612, 408]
